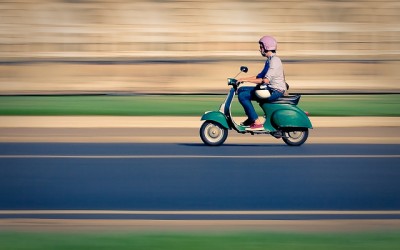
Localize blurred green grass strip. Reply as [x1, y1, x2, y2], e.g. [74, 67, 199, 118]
[0, 94, 399, 116]
[1, 231, 400, 250]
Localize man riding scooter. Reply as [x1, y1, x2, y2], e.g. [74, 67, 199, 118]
[236, 35, 287, 131]
[199, 35, 312, 146]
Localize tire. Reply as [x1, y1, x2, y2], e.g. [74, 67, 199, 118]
[200, 121, 228, 146]
[282, 129, 309, 146]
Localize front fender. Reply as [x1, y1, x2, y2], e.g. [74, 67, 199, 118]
[201, 111, 229, 129]
[272, 110, 313, 129]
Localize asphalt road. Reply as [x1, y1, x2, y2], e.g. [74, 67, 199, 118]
[1, 143, 399, 220]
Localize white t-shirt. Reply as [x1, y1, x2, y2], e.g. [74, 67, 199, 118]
[264, 55, 286, 91]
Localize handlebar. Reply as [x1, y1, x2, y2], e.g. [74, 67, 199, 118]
[228, 66, 248, 87]
[227, 78, 240, 86]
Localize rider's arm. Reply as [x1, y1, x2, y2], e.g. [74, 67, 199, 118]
[237, 75, 267, 85]
[237, 60, 270, 84]
[237, 75, 256, 82]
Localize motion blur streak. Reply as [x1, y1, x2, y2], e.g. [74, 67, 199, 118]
[0, 0, 399, 94]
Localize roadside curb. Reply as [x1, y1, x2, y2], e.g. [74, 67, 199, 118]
[0, 116, 399, 128]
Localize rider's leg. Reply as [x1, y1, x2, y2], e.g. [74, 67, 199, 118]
[238, 87, 258, 122]
[267, 89, 284, 102]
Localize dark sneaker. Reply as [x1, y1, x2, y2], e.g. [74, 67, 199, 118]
[240, 118, 253, 127]
[246, 123, 264, 131]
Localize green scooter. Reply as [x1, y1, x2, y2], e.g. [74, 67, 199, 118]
[200, 66, 312, 146]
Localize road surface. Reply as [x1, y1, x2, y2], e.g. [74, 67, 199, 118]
[1, 118, 399, 231]
[1, 143, 399, 218]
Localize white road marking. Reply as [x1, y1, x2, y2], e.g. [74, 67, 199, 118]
[0, 154, 399, 159]
[1, 210, 400, 215]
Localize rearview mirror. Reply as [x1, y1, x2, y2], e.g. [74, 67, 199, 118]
[240, 66, 248, 73]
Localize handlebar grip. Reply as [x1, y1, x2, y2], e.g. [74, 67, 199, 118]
[227, 78, 238, 86]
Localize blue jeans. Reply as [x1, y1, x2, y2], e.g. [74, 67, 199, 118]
[237, 86, 284, 122]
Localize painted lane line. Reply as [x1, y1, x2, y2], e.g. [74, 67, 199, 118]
[0, 154, 399, 159]
[1, 210, 400, 215]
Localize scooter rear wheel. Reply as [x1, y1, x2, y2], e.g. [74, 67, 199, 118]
[282, 129, 309, 146]
[200, 121, 228, 146]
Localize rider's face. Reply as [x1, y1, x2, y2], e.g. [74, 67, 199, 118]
[259, 44, 267, 57]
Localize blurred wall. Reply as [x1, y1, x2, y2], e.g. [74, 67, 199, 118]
[0, 0, 399, 94]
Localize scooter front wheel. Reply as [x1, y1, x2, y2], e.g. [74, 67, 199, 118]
[282, 129, 309, 146]
[200, 121, 228, 146]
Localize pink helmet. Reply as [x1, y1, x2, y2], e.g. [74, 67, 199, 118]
[259, 36, 277, 51]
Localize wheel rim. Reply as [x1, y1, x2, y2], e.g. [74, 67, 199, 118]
[284, 131, 305, 143]
[204, 123, 225, 143]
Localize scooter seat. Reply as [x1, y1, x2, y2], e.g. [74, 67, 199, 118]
[267, 95, 301, 105]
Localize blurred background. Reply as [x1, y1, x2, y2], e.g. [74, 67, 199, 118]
[0, 0, 399, 94]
